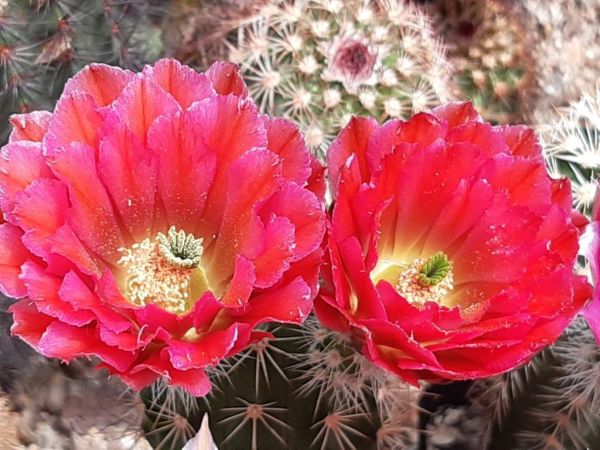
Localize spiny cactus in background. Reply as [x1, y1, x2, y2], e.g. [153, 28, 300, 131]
[141, 317, 423, 450]
[164, 0, 268, 69]
[0, 0, 165, 143]
[421, 0, 533, 124]
[468, 319, 600, 450]
[541, 89, 600, 216]
[515, 0, 600, 124]
[221, 0, 452, 156]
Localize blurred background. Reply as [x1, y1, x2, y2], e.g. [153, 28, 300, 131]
[1, 1, 599, 449]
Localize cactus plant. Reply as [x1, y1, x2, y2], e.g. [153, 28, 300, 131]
[422, 0, 534, 124]
[1, 3, 598, 450]
[0, 0, 165, 143]
[141, 317, 422, 450]
[515, 0, 600, 124]
[221, 0, 453, 156]
[468, 319, 600, 450]
[541, 88, 600, 216]
[163, 0, 268, 69]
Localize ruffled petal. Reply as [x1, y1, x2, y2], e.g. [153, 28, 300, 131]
[98, 123, 158, 240]
[20, 261, 96, 326]
[44, 93, 103, 150]
[38, 321, 136, 372]
[9, 111, 52, 143]
[495, 124, 543, 159]
[47, 142, 124, 262]
[206, 61, 248, 97]
[234, 276, 313, 326]
[62, 63, 134, 107]
[166, 323, 241, 370]
[327, 116, 378, 195]
[143, 58, 214, 109]
[106, 75, 181, 141]
[0, 140, 53, 214]
[11, 179, 69, 257]
[265, 117, 311, 184]
[0, 223, 30, 297]
[258, 182, 325, 262]
[250, 215, 295, 288]
[210, 148, 280, 283]
[192, 96, 267, 239]
[221, 255, 256, 307]
[10, 300, 54, 346]
[147, 109, 217, 232]
[59, 271, 132, 333]
[431, 101, 480, 129]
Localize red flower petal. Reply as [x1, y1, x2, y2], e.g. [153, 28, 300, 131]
[38, 321, 136, 372]
[48, 224, 104, 277]
[327, 116, 378, 195]
[166, 323, 243, 370]
[452, 196, 541, 284]
[211, 148, 280, 282]
[9, 111, 52, 143]
[234, 276, 313, 326]
[147, 109, 217, 232]
[496, 124, 542, 159]
[318, 101, 590, 383]
[106, 76, 181, 141]
[46, 142, 124, 262]
[0, 140, 53, 214]
[44, 93, 103, 150]
[98, 123, 158, 240]
[189, 292, 225, 330]
[21, 261, 95, 326]
[62, 63, 133, 107]
[221, 255, 256, 307]
[10, 300, 54, 346]
[11, 179, 69, 257]
[143, 58, 213, 109]
[192, 96, 267, 239]
[431, 101, 480, 129]
[59, 271, 132, 333]
[306, 156, 326, 200]
[102, 364, 160, 391]
[251, 215, 295, 288]
[206, 61, 248, 97]
[167, 366, 212, 397]
[258, 182, 326, 262]
[265, 117, 311, 184]
[0, 223, 30, 297]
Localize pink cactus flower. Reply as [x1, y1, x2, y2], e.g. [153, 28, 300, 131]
[316, 102, 591, 384]
[0, 59, 326, 395]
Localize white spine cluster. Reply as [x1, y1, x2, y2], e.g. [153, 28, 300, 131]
[541, 89, 600, 215]
[228, 0, 452, 156]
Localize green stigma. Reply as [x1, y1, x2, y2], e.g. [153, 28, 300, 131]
[157, 226, 204, 269]
[417, 252, 452, 287]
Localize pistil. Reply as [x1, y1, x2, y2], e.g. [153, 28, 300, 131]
[371, 252, 454, 308]
[117, 227, 210, 314]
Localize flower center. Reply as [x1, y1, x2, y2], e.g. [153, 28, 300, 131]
[371, 252, 454, 308]
[335, 40, 374, 77]
[117, 226, 211, 314]
[341, 44, 368, 71]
